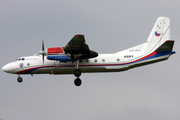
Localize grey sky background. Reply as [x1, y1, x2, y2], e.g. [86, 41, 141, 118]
[0, 0, 180, 120]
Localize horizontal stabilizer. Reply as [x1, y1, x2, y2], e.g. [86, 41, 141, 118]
[155, 40, 174, 52]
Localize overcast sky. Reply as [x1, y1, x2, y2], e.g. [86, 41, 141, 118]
[0, 0, 180, 120]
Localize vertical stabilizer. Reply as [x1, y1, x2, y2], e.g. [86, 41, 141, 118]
[144, 17, 170, 52]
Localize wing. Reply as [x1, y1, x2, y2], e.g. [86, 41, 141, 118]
[63, 34, 90, 54]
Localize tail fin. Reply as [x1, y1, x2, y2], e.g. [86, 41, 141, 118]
[143, 17, 170, 52]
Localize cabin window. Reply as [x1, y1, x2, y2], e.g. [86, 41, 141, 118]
[22, 58, 25, 61]
[102, 59, 105, 62]
[117, 59, 120, 62]
[94, 59, 97, 62]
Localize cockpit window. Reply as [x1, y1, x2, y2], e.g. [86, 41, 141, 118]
[16, 58, 25, 61]
[15, 58, 20, 61]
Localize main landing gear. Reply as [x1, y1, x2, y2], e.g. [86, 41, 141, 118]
[73, 60, 82, 86]
[74, 77, 82, 86]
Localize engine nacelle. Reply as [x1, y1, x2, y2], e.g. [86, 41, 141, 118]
[46, 50, 98, 62]
[39, 47, 65, 55]
[47, 55, 77, 62]
[47, 47, 64, 55]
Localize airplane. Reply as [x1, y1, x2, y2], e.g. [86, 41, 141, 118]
[2, 17, 175, 86]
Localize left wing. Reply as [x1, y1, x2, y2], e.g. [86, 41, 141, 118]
[63, 34, 90, 54]
[40, 34, 98, 62]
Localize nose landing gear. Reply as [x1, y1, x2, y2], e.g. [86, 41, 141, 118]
[17, 76, 23, 83]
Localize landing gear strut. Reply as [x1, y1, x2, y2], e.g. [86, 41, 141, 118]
[74, 60, 82, 86]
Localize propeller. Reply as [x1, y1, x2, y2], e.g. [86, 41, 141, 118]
[42, 40, 45, 63]
[39, 40, 45, 64]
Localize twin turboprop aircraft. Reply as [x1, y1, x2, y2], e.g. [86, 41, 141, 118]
[2, 17, 175, 86]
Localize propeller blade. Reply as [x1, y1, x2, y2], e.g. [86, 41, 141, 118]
[42, 40, 45, 64]
[39, 40, 46, 64]
[42, 40, 44, 51]
[42, 54, 44, 64]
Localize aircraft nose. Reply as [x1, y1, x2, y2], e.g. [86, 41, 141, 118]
[2, 64, 11, 73]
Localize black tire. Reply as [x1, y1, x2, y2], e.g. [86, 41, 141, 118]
[74, 69, 81, 77]
[17, 77, 23, 83]
[74, 78, 82, 86]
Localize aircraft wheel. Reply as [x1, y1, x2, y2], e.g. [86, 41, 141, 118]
[17, 77, 23, 83]
[74, 69, 81, 77]
[74, 78, 82, 86]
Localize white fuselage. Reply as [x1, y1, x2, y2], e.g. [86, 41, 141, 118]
[2, 50, 172, 75]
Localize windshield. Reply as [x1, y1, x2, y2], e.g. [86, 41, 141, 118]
[15, 58, 25, 61]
